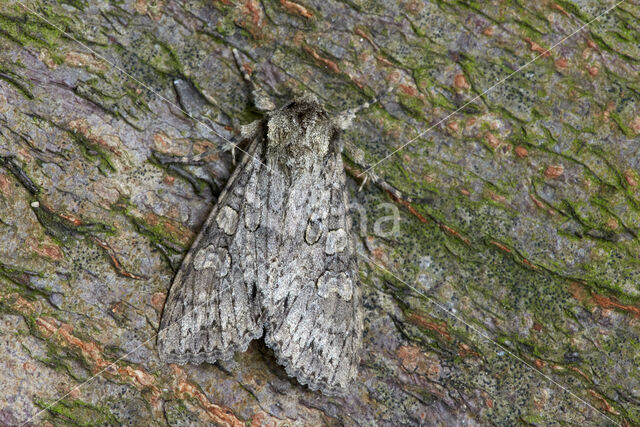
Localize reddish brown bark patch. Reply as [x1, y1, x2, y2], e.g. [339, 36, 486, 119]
[303, 46, 340, 73]
[396, 345, 441, 377]
[484, 132, 501, 149]
[151, 292, 167, 312]
[592, 293, 640, 318]
[544, 165, 564, 179]
[524, 38, 551, 57]
[624, 169, 638, 187]
[0, 174, 11, 196]
[28, 237, 64, 261]
[515, 146, 528, 158]
[551, 3, 570, 16]
[454, 73, 469, 90]
[408, 313, 452, 341]
[280, 0, 313, 18]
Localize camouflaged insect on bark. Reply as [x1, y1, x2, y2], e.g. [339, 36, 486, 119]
[157, 94, 362, 396]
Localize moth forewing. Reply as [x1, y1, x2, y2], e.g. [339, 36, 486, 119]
[157, 133, 265, 365]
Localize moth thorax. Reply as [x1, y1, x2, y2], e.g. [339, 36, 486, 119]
[266, 112, 333, 169]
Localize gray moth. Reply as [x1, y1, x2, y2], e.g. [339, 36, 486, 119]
[157, 78, 367, 395]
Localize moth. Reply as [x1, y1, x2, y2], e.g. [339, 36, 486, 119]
[157, 49, 386, 396]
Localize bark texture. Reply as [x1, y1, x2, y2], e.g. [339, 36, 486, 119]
[0, 0, 638, 425]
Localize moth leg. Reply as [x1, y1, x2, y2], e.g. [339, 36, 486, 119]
[152, 135, 246, 167]
[149, 137, 237, 194]
[232, 48, 276, 113]
[341, 144, 413, 202]
[333, 86, 395, 130]
[336, 87, 418, 203]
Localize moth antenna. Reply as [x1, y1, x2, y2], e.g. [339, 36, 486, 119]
[232, 48, 277, 112]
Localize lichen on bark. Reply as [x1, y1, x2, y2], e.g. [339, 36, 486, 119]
[0, 0, 639, 425]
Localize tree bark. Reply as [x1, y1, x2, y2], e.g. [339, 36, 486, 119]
[0, 0, 638, 425]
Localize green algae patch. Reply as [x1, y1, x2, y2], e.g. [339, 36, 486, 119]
[111, 196, 194, 256]
[0, 9, 64, 49]
[34, 398, 119, 426]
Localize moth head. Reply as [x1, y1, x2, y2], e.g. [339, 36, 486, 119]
[266, 94, 338, 164]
